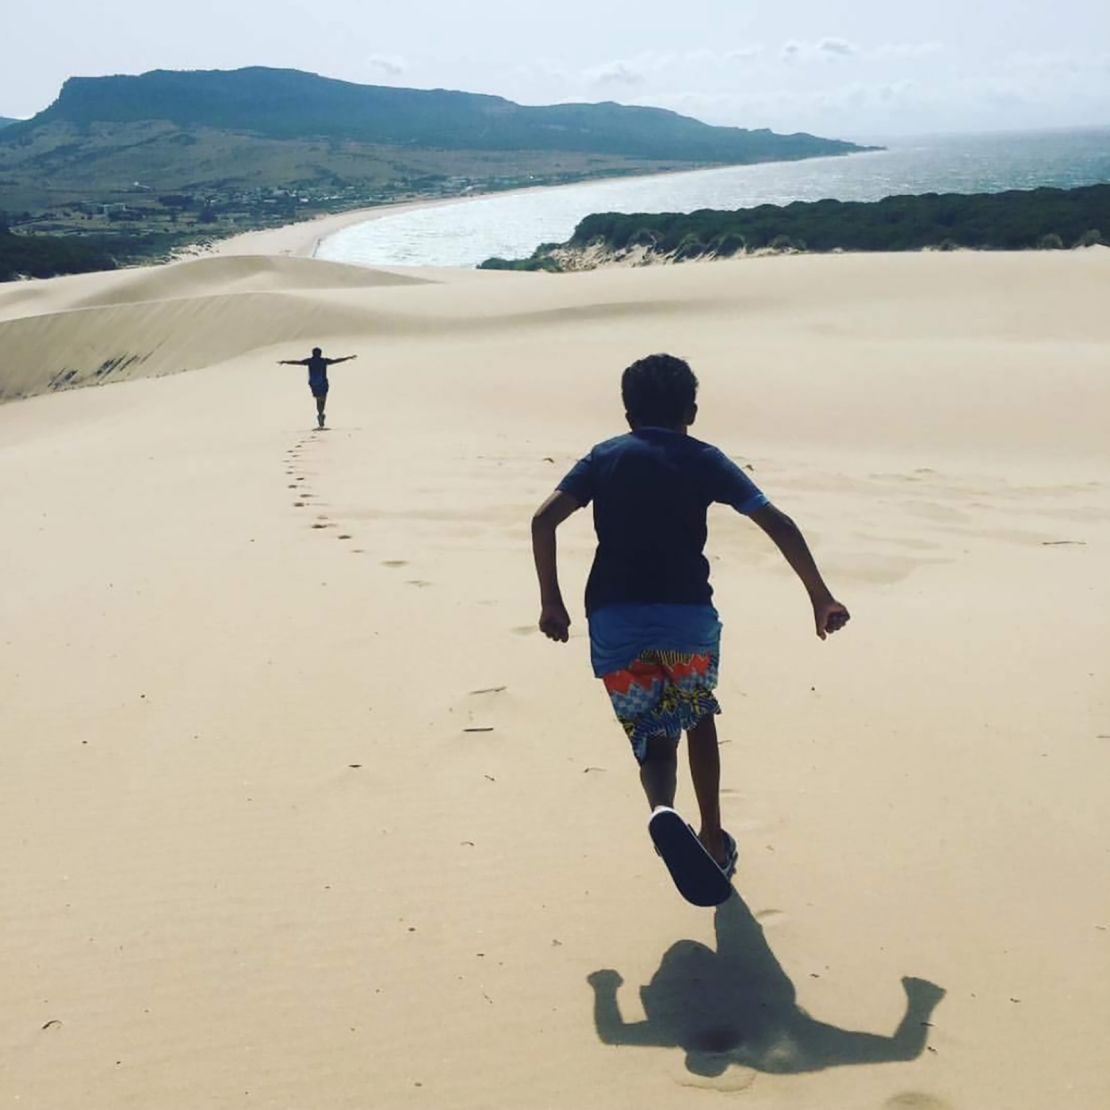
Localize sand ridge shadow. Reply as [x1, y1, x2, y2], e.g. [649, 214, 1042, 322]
[587, 892, 944, 1077]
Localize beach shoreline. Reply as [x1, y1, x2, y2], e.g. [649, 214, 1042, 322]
[194, 195, 469, 260]
[198, 150, 887, 263]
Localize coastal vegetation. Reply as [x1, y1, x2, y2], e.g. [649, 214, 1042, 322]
[478, 184, 1110, 270]
[0, 213, 194, 281]
[0, 67, 871, 280]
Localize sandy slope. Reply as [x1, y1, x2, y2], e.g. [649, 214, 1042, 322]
[0, 255, 433, 401]
[1, 250, 1108, 1110]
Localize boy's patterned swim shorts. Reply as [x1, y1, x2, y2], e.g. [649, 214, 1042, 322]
[601, 650, 720, 763]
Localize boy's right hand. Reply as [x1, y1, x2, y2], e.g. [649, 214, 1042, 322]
[539, 602, 571, 642]
[813, 597, 850, 640]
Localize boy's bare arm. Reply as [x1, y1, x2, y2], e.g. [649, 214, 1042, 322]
[531, 491, 581, 642]
[277, 358, 308, 365]
[327, 355, 358, 364]
[749, 504, 850, 640]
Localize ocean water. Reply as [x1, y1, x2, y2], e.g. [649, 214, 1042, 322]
[316, 128, 1110, 269]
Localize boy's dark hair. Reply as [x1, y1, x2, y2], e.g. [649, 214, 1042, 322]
[621, 354, 698, 427]
[312, 346, 322, 357]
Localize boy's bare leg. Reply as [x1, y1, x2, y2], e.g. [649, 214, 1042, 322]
[639, 734, 677, 810]
[687, 715, 726, 864]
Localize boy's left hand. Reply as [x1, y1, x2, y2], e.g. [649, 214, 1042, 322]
[539, 602, 571, 642]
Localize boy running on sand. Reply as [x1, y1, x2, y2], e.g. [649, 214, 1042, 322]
[531, 354, 849, 880]
[278, 347, 357, 428]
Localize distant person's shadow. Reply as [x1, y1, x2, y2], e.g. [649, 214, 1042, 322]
[588, 893, 945, 1077]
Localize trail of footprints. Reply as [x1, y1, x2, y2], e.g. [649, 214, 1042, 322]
[282, 437, 566, 636]
[281, 439, 563, 637]
[283, 433, 427, 585]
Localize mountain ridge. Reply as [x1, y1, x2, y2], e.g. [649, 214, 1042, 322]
[4, 66, 871, 162]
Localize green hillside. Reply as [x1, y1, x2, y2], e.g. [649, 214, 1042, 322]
[6, 67, 869, 163]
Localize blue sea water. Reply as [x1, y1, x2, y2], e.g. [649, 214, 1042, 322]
[315, 128, 1110, 269]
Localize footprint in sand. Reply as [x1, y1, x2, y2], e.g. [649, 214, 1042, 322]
[311, 522, 333, 530]
[381, 560, 408, 568]
[294, 502, 305, 507]
[511, 625, 537, 636]
[337, 534, 352, 540]
[406, 579, 432, 588]
[884, 1096, 953, 1110]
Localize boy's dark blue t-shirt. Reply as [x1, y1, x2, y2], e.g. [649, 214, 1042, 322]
[307, 355, 329, 389]
[558, 428, 768, 615]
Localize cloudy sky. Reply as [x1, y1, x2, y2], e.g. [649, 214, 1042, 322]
[5, 1, 1109, 138]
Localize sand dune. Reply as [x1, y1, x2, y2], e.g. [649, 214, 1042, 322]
[66, 254, 430, 310]
[0, 253, 428, 321]
[0, 255, 432, 401]
[1, 249, 1108, 1109]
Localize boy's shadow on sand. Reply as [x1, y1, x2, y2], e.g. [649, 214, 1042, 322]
[588, 893, 945, 1077]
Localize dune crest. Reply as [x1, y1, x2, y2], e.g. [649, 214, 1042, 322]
[0, 255, 434, 401]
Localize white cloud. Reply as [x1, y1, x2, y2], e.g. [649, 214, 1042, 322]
[511, 40, 1107, 134]
[1001, 50, 1083, 75]
[513, 58, 570, 83]
[366, 54, 407, 78]
[726, 45, 765, 62]
[817, 37, 857, 58]
[586, 60, 647, 87]
[584, 53, 682, 88]
[780, 39, 860, 62]
[779, 39, 942, 64]
[870, 42, 943, 60]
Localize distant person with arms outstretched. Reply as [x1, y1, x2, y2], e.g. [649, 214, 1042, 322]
[278, 346, 357, 428]
[531, 354, 849, 897]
